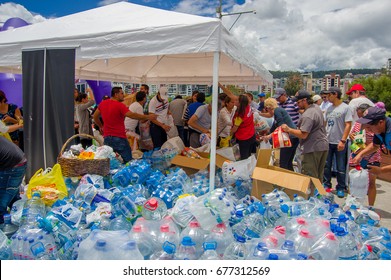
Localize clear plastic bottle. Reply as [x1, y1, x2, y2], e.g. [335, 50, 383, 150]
[119, 240, 143, 260]
[280, 201, 315, 217]
[223, 234, 248, 260]
[179, 220, 206, 258]
[205, 222, 234, 257]
[157, 224, 180, 248]
[199, 241, 221, 260]
[175, 236, 197, 260]
[335, 226, 359, 260]
[150, 241, 176, 260]
[129, 225, 156, 259]
[0, 230, 13, 260]
[246, 242, 269, 260]
[109, 216, 132, 231]
[0, 213, 18, 238]
[269, 240, 297, 260]
[20, 192, 46, 229]
[359, 244, 378, 260]
[286, 228, 314, 254]
[141, 197, 167, 220]
[308, 232, 340, 260]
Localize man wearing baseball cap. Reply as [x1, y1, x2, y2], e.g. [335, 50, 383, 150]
[352, 107, 391, 175]
[347, 83, 374, 123]
[281, 90, 328, 183]
[273, 88, 300, 125]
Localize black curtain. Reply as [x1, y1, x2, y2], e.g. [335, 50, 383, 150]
[22, 49, 75, 181]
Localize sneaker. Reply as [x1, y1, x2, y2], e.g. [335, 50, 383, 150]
[337, 190, 345, 198]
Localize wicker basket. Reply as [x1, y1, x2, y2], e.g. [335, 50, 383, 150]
[57, 134, 110, 177]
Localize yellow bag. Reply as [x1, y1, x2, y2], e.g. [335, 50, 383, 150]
[219, 135, 232, 148]
[27, 163, 68, 206]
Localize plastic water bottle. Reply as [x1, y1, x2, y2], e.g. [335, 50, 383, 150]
[246, 242, 269, 260]
[109, 216, 132, 231]
[171, 195, 196, 228]
[150, 241, 176, 260]
[223, 234, 248, 260]
[20, 192, 46, 229]
[141, 197, 167, 220]
[180, 220, 207, 258]
[268, 240, 298, 260]
[118, 240, 143, 260]
[285, 217, 308, 236]
[175, 236, 197, 260]
[379, 251, 391, 260]
[205, 222, 234, 257]
[359, 244, 378, 260]
[264, 202, 285, 226]
[111, 193, 139, 222]
[0, 214, 18, 238]
[199, 241, 221, 260]
[335, 226, 359, 260]
[280, 201, 315, 217]
[0, 230, 13, 260]
[157, 224, 180, 248]
[129, 225, 156, 259]
[286, 228, 314, 254]
[308, 232, 339, 260]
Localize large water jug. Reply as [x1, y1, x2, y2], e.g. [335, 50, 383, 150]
[141, 197, 167, 220]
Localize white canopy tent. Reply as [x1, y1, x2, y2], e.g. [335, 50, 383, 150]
[0, 2, 272, 187]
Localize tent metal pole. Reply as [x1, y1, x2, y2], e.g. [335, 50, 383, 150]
[209, 51, 220, 191]
[43, 48, 47, 170]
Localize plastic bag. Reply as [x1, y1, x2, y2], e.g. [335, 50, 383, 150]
[166, 115, 179, 139]
[139, 121, 154, 150]
[161, 136, 185, 154]
[272, 126, 292, 149]
[216, 144, 241, 161]
[349, 166, 369, 199]
[222, 155, 257, 184]
[27, 163, 68, 206]
[199, 133, 211, 146]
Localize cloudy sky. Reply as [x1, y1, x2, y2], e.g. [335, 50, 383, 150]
[1, 0, 390, 71]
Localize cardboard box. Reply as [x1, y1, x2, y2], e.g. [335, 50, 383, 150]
[251, 149, 326, 200]
[171, 151, 231, 175]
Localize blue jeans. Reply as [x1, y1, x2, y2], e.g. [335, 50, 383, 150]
[0, 163, 26, 223]
[323, 143, 348, 191]
[104, 136, 132, 163]
[176, 125, 185, 144]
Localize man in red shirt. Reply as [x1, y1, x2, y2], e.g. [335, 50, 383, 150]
[93, 87, 156, 163]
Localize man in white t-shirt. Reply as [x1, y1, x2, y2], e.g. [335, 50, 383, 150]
[347, 83, 374, 124]
[125, 91, 147, 134]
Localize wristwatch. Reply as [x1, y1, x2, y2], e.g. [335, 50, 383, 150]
[340, 139, 346, 144]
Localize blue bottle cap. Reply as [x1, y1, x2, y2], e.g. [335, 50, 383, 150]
[280, 204, 289, 213]
[268, 253, 279, 260]
[181, 236, 195, 246]
[203, 242, 217, 251]
[234, 234, 246, 243]
[297, 253, 308, 260]
[256, 242, 267, 250]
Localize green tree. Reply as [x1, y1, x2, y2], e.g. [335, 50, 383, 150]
[284, 73, 304, 96]
[351, 75, 391, 109]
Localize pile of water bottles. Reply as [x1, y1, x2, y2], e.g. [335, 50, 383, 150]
[1, 156, 391, 260]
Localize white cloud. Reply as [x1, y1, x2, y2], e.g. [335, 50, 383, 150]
[0, 2, 46, 24]
[223, 0, 391, 70]
[174, 0, 391, 71]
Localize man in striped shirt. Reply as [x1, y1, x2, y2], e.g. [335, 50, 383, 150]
[273, 88, 300, 126]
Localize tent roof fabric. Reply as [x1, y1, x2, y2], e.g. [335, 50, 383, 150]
[0, 2, 272, 85]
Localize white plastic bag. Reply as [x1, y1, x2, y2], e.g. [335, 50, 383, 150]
[216, 144, 241, 161]
[166, 115, 179, 139]
[349, 166, 369, 199]
[222, 155, 257, 184]
[161, 136, 185, 154]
